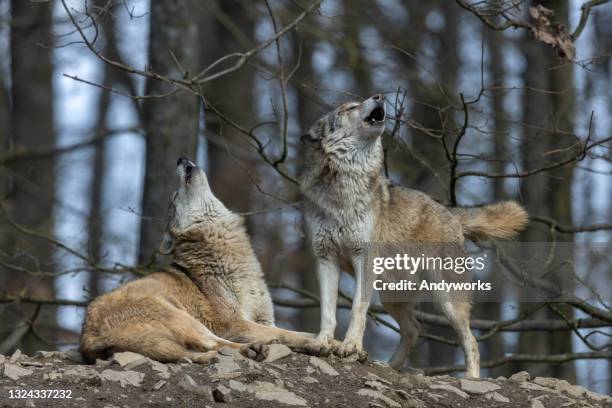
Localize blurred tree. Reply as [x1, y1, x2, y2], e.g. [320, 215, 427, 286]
[295, 31, 323, 333]
[515, 0, 577, 382]
[482, 25, 507, 378]
[0, 48, 10, 302]
[138, 1, 201, 264]
[198, 1, 258, 214]
[87, 1, 139, 297]
[2, 0, 56, 352]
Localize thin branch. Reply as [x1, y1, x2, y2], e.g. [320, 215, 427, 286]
[424, 350, 612, 375]
[571, 0, 611, 40]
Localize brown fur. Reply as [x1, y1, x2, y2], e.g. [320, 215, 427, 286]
[81, 162, 327, 363]
[300, 95, 529, 377]
[450, 201, 528, 241]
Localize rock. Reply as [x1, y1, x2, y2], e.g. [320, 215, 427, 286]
[213, 355, 241, 378]
[152, 380, 166, 390]
[150, 360, 170, 379]
[485, 392, 510, 403]
[394, 392, 426, 408]
[43, 371, 63, 380]
[229, 379, 248, 392]
[263, 344, 292, 363]
[250, 381, 307, 406]
[61, 349, 84, 363]
[95, 358, 111, 367]
[365, 380, 388, 391]
[520, 382, 550, 392]
[100, 369, 145, 388]
[63, 365, 99, 380]
[111, 351, 147, 368]
[459, 379, 500, 394]
[530, 399, 545, 408]
[218, 347, 242, 358]
[509, 371, 531, 382]
[19, 361, 43, 367]
[400, 373, 433, 389]
[341, 354, 360, 362]
[35, 350, 60, 359]
[357, 388, 401, 408]
[9, 349, 23, 363]
[564, 384, 588, 398]
[429, 384, 469, 399]
[177, 374, 214, 401]
[364, 372, 393, 385]
[309, 356, 338, 376]
[533, 377, 588, 398]
[3, 363, 33, 380]
[585, 389, 612, 403]
[213, 384, 233, 402]
[302, 376, 318, 384]
[533, 377, 558, 389]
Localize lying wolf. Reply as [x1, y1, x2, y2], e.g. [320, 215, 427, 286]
[300, 95, 527, 378]
[81, 158, 325, 363]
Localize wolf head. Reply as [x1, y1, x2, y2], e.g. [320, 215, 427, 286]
[300, 94, 387, 188]
[158, 157, 231, 254]
[302, 94, 386, 158]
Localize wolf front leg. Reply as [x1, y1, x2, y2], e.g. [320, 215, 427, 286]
[315, 257, 340, 348]
[336, 253, 371, 360]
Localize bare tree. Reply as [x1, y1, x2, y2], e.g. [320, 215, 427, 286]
[2, 0, 57, 353]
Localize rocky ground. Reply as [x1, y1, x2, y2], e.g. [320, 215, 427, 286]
[0, 347, 610, 407]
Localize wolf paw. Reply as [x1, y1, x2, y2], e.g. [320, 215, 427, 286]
[315, 332, 335, 348]
[334, 340, 368, 362]
[190, 351, 218, 364]
[240, 343, 269, 362]
[302, 339, 332, 357]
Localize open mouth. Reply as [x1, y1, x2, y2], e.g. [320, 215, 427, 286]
[177, 157, 196, 184]
[364, 106, 385, 125]
[185, 165, 193, 184]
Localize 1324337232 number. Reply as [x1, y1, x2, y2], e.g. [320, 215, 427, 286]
[8, 389, 72, 399]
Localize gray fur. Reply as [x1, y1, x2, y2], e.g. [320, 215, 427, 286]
[300, 95, 527, 378]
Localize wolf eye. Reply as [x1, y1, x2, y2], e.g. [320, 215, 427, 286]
[345, 104, 359, 111]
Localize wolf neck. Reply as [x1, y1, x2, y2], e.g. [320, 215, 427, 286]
[302, 139, 388, 213]
[172, 214, 262, 285]
[199, 194, 231, 221]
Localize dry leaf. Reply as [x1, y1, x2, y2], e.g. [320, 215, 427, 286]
[529, 5, 576, 61]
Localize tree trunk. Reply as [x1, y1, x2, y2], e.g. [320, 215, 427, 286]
[515, 0, 576, 382]
[138, 1, 200, 264]
[4, 0, 56, 352]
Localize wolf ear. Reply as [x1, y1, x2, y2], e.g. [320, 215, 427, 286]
[158, 231, 176, 255]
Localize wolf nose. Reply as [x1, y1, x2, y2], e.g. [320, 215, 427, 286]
[177, 157, 196, 168]
[372, 94, 384, 102]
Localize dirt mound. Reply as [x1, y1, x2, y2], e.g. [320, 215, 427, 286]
[1, 348, 610, 407]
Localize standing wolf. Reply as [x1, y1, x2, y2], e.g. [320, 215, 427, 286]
[81, 158, 326, 363]
[300, 95, 527, 378]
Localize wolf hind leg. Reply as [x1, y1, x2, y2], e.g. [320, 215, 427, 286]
[437, 300, 480, 378]
[83, 298, 267, 363]
[383, 302, 421, 370]
[219, 317, 332, 357]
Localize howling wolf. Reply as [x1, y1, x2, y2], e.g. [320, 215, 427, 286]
[81, 158, 327, 363]
[300, 95, 527, 377]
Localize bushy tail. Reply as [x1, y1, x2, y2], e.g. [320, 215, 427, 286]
[450, 201, 528, 241]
